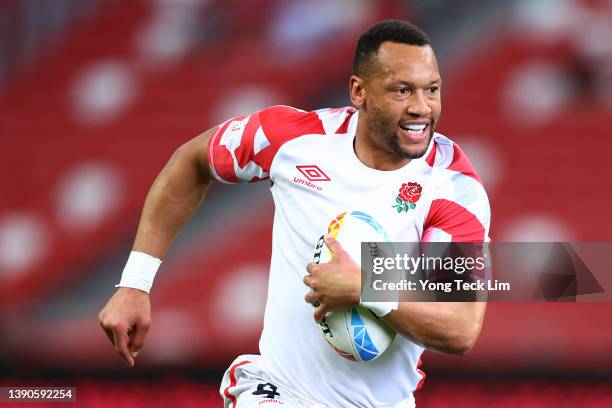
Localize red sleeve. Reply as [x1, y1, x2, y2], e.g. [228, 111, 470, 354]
[422, 139, 490, 243]
[207, 105, 325, 184]
[423, 198, 487, 242]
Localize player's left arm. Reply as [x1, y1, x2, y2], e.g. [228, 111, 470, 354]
[305, 170, 490, 355]
[383, 173, 490, 355]
[306, 239, 487, 356]
[383, 299, 486, 355]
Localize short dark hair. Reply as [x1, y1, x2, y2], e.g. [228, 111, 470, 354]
[353, 20, 431, 78]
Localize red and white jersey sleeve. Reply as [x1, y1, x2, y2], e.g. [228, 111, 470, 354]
[422, 137, 490, 243]
[207, 105, 346, 184]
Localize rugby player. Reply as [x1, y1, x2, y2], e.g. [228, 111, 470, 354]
[99, 20, 490, 407]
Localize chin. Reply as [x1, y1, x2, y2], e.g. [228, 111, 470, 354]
[400, 139, 431, 159]
[401, 147, 429, 159]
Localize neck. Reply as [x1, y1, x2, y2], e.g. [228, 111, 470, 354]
[353, 118, 411, 171]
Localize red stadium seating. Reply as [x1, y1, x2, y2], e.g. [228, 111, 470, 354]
[1, 0, 611, 383]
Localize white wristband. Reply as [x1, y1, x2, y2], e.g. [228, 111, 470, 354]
[116, 251, 162, 293]
[359, 300, 398, 317]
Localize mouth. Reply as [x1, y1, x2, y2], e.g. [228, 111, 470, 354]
[399, 123, 429, 143]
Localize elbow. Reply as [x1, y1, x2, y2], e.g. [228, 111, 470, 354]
[446, 335, 477, 356]
[441, 321, 482, 356]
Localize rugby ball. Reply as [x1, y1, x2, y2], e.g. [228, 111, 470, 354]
[312, 210, 396, 362]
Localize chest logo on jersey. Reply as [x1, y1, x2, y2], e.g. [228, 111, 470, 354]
[293, 165, 330, 191]
[296, 165, 330, 181]
[392, 182, 422, 213]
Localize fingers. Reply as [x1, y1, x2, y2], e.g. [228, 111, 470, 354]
[112, 327, 135, 367]
[306, 289, 325, 320]
[99, 310, 138, 367]
[98, 311, 116, 346]
[303, 274, 314, 288]
[98, 287, 152, 368]
[314, 304, 328, 323]
[102, 325, 115, 346]
[304, 291, 318, 305]
[129, 319, 151, 358]
[100, 317, 150, 367]
[306, 262, 317, 275]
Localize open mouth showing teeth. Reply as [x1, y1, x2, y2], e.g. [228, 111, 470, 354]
[400, 124, 428, 133]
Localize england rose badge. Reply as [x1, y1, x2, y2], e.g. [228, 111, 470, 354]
[392, 182, 422, 213]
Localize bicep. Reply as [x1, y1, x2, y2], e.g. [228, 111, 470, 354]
[177, 126, 218, 185]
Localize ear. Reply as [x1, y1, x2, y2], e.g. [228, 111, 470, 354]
[349, 75, 367, 108]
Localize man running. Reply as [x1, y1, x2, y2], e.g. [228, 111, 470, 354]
[99, 20, 490, 408]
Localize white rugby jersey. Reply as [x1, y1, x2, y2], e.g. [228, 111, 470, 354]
[208, 105, 490, 407]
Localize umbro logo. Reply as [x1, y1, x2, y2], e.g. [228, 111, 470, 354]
[296, 165, 330, 182]
[293, 165, 330, 191]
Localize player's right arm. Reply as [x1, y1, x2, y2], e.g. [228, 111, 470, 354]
[98, 126, 217, 367]
[99, 104, 319, 367]
[132, 126, 217, 259]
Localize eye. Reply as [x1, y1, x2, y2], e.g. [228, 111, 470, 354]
[396, 87, 410, 96]
[428, 86, 439, 94]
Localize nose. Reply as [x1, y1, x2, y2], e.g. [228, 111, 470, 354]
[406, 91, 431, 117]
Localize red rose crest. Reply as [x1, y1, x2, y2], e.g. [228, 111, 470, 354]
[393, 182, 422, 213]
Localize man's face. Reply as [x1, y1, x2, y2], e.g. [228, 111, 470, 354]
[360, 42, 442, 159]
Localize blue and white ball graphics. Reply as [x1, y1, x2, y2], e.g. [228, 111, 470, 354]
[313, 211, 396, 362]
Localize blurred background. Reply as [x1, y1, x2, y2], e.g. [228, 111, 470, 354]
[1, 0, 611, 406]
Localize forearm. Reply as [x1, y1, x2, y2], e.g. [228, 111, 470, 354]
[133, 129, 215, 259]
[383, 301, 486, 355]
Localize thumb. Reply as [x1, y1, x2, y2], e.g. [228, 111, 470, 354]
[324, 234, 343, 256]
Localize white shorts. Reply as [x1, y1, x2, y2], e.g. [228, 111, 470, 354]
[220, 355, 415, 408]
[220, 354, 324, 408]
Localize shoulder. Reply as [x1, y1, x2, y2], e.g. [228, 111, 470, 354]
[208, 105, 356, 183]
[424, 132, 490, 217]
[254, 105, 357, 142]
[424, 132, 482, 185]
[422, 134, 491, 241]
